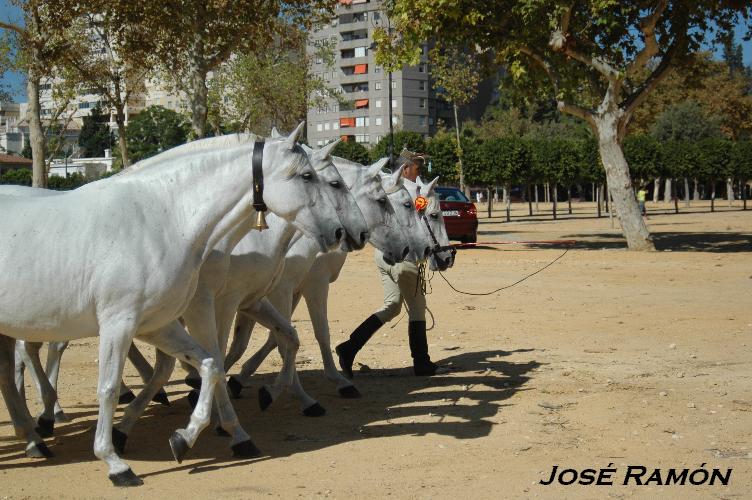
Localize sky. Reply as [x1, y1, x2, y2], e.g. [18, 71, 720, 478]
[1, 2, 751, 103]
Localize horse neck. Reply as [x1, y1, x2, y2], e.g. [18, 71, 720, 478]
[129, 147, 256, 262]
[235, 212, 299, 259]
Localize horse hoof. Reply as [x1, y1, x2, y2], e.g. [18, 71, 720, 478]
[109, 468, 144, 487]
[338, 385, 362, 399]
[26, 442, 53, 458]
[215, 425, 230, 437]
[184, 377, 201, 390]
[186, 390, 199, 410]
[169, 431, 190, 464]
[258, 386, 273, 411]
[152, 390, 171, 406]
[227, 376, 244, 399]
[54, 411, 70, 423]
[231, 439, 261, 458]
[118, 390, 136, 405]
[303, 403, 326, 417]
[35, 417, 54, 438]
[112, 427, 128, 455]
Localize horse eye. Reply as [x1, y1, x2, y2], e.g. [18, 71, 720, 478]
[329, 180, 341, 188]
[377, 197, 387, 204]
[430, 213, 439, 220]
[403, 201, 412, 208]
[301, 172, 313, 181]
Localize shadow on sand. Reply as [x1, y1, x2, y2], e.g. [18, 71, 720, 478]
[0, 349, 539, 479]
[525, 231, 752, 253]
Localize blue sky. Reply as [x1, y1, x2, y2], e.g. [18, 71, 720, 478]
[1, 3, 751, 102]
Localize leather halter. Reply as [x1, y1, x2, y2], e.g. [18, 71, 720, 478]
[252, 140, 267, 214]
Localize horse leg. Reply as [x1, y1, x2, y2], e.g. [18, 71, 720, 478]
[14, 341, 26, 403]
[182, 298, 258, 457]
[0, 335, 52, 458]
[92, 320, 143, 487]
[112, 347, 176, 454]
[127, 343, 170, 406]
[304, 283, 360, 398]
[224, 312, 255, 398]
[17, 341, 58, 437]
[45, 341, 71, 422]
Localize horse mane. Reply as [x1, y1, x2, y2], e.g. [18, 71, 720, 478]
[119, 133, 260, 175]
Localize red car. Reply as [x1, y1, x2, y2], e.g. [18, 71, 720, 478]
[435, 186, 478, 243]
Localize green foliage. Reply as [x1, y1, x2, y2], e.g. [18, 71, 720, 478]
[78, 105, 112, 157]
[124, 106, 189, 163]
[370, 131, 426, 164]
[623, 135, 661, 181]
[650, 101, 723, 142]
[425, 130, 459, 184]
[47, 172, 87, 190]
[697, 138, 733, 181]
[331, 140, 371, 165]
[20, 142, 32, 159]
[0, 168, 32, 185]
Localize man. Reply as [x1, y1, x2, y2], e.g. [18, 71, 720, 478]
[336, 149, 441, 377]
[637, 186, 647, 217]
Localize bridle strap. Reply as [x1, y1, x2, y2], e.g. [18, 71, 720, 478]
[252, 140, 266, 213]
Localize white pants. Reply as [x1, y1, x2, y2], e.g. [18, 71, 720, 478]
[373, 250, 426, 323]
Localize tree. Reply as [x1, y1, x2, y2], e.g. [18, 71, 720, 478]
[430, 45, 482, 195]
[0, 0, 75, 187]
[331, 140, 371, 165]
[139, 0, 338, 139]
[378, 0, 751, 250]
[124, 105, 189, 163]
[425, 128, 460, 185]
[371, 130, 426, 164]
[650, 101, 723, 142]
[78, 104, 112, 157]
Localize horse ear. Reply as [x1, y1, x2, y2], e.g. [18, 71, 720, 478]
[315, 138, 341, 160]
[423, 176, 440, 195]
[270, 127, 281, 138]
[300, 143, 314, 154]
[285, 122, 305, 150]
[389, 165, 405, 186]
[367, 157, 388, 178]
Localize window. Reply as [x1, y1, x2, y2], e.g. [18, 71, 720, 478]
[419, 98, 426, 108]
[419, 81, 425, 91]
[375, 117, 382, 126]
[317, 123, 323, 132]
[355, 99, 369, 109]
[317, 140, 324, 146]
[324, 122, 330, 130]
[418, 63, 425, 72]
[419, 116, 426, 126]
[340, 117, 355, 128]
[392, 115, 399, 125]
[354, 46, 367, 58]
[392, 99, 397, 108]
[374, 66, 381, 73]
[429, 117, 435, 126]
[355, 134, 370, 143]
[315, 56, 323, 64]
[391, 80, 397, 89]
[355, 117, 370, 127]
[333, 122, 339, 130]
[375, 100, 382, 108]
[375, 82, 382, 90]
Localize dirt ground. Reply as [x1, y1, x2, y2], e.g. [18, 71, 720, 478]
[1, 201, 750, 499]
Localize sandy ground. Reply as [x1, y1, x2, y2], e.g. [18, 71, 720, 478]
[1, 201, 750, 499]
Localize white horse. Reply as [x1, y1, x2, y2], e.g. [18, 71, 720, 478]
[0, 125, 343, 486]
[222, 163, 455, 408]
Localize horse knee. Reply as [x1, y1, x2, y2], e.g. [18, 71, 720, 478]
[97, 381, 120, 403]
[198, 357, 221, 384]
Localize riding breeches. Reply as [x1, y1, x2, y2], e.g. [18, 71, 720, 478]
[373, 250, 426, 323]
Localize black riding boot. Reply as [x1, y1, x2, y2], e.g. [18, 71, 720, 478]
[408, 321, 438, 376]
[336, 314, 383, 379]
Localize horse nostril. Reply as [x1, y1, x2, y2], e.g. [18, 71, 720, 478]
[335, 228, 344, 241]
[402, 246, 409, 259]
[423, 247, 431, 259]
[360, 231, 369, 244]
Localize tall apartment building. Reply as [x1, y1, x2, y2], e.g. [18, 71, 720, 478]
[306, 0, 455, 148]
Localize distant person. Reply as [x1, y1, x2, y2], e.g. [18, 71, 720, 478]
[637, 186, 647, 216]
[476, 191, 482, 204]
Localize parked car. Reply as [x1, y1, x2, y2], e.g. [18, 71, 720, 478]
[435, 186, 478, 243]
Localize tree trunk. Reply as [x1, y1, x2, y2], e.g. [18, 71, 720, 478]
[551, 183, 557, 220]
[544, 182, 549, 203]
[726, 178, 734, 207]
[26, 72, 47, 188]
[115, 106, 130, 167]
[710, 179, 715, 212]
[743, 180, 747, 210]
[452, 103, 467, 196]
[596, 118, 654, 250]
[592, 182, 595, 202]
[505, 181, 511, 222]
[684, 177, 690, 207]
[534, 184, 539, 213]
[693, 179, 700, 201]
[604, 180, 609, 213]
[663, 178, 671, 203]
[527, 183, 533, 216]
[567, 185, 572, 214]
[596, 184, 602, 218]
[672, 178, 679, 214]
[653, 177, 660, 203]
[486, 187, 492, 219]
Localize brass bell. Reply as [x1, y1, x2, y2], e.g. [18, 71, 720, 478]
[253, 210, 269, 231]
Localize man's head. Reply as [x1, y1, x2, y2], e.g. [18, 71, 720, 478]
[397, 149, 426, 182]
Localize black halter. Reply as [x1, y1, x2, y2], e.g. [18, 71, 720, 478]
[252, 140, 267, 214]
